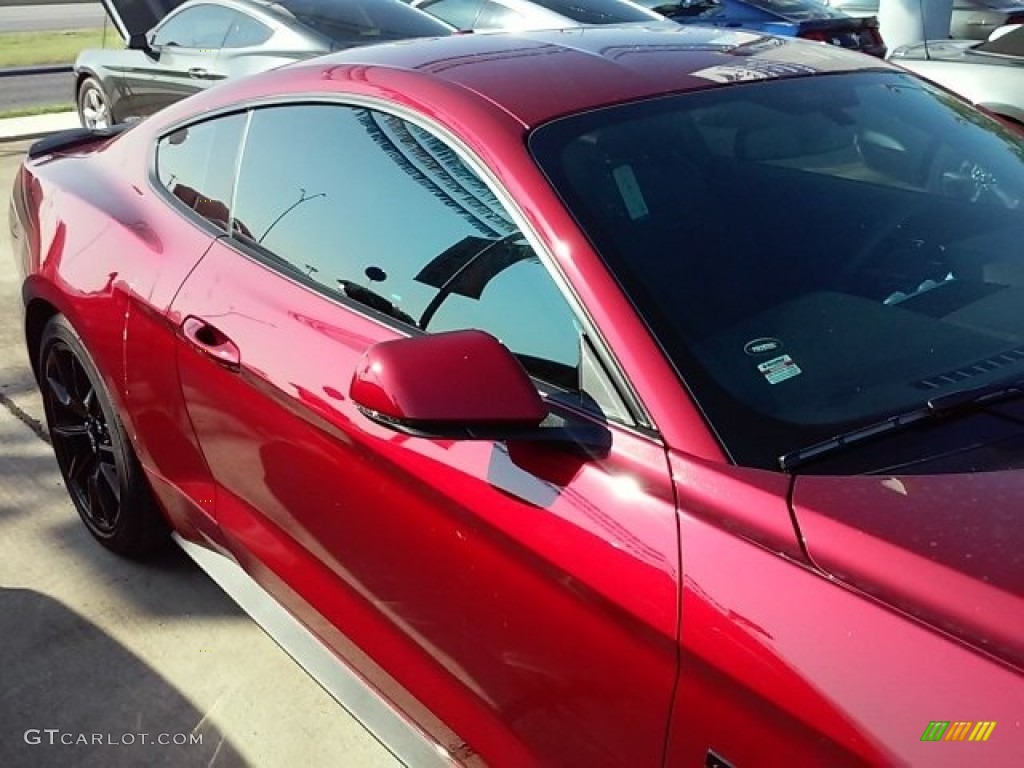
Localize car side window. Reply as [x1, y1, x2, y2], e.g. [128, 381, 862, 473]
[417, 0, 483, 29]
[232, 104, 582, 388]
[156, 113, 246, 231]
[476, 0, 528, 28]
[152, 4, 234, 49]
[222, 11, 273, 48]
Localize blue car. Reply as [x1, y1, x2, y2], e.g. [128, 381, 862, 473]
[640, 0, 886, 57]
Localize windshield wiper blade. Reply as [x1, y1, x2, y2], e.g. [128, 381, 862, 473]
[925, 377, 1024, 413]
[778, 377, 1024, 472]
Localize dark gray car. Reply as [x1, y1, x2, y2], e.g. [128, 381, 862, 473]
[76, 0, 453, 128]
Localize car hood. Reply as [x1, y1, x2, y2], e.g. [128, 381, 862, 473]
[891, 39, 977, 61]
[100, 0, 187, 40]
[791, 470, 1024, 670]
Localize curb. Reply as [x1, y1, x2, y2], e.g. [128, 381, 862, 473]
[0, 65, 74, 77]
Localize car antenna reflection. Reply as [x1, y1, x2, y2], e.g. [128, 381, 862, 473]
[258, 188, 327, 244]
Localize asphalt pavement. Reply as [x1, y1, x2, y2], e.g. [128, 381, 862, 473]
[0, 3, 117, 112]
[0, 3, 107, 32]
[0, 138, 403, 767]
[0, 70, 75, 111]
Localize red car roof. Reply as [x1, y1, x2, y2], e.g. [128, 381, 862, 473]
[309, 25, 897, 127]
[143, 26, 897, 136]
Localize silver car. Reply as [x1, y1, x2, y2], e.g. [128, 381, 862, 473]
[410, 0, 663, 31]
[822, 0, 1024, 40]
[890, 23, 1024, 125]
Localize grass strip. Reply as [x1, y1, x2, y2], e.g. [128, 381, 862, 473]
[0, 28, 120, 68]
[0, 104, 74, 120]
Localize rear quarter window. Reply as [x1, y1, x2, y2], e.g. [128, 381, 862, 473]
[156, 114, 246, 231]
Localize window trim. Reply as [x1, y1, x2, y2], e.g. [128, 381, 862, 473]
[148, 94, 657, 435]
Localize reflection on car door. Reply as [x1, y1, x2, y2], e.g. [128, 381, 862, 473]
[119, 3, 233, 117]
[167, 103, 681, 767]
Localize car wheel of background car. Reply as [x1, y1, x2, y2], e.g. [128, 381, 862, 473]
[77, 77, 112, 130]
[39, 315, 168, 557]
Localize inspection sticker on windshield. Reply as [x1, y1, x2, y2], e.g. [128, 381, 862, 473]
[758, 354, 801, 385]
[612, 164, 649, 220]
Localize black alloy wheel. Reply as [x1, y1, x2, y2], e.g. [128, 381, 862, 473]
[39, 315, 168, 556]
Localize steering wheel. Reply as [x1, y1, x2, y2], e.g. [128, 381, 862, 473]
[834, 199, 935, 301]
[934, 160, 1021, 209]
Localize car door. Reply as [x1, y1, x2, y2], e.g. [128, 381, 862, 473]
[124, 112, 248, 544]
[119, 3, 234, 117]
[168, 102, 681, 767]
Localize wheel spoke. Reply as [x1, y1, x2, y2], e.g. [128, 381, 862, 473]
[87, 463, 119, 528]
[82, 89, 109, 129]
[97, 461, 121, 504]
[45, 348, 89, 418]
[68, 450, 96, 485]
[51, 424, 89, 438]
[86, 470, 107, 525]
[45, 374, 77, 412]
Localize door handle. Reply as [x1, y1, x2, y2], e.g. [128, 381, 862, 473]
[188, 67, 210, 79]
[181, 316, 240, 370]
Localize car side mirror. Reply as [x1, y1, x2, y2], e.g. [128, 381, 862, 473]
[350, 330, 547, 439]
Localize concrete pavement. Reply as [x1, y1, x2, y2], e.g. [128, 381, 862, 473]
[0, 139, 404, 766]
[0, 110, 77, 140]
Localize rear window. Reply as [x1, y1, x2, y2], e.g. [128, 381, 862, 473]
[740, 0, 845, 20]
[274, 0, 452, 45]
[531, 72, 1024, 468]
[156, 113, 246, 231]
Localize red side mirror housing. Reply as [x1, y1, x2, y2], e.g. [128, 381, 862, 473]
[350, 330, 547, 437]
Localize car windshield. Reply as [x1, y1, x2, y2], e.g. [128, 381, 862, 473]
[530, 71, 1024, 469]
[273, 0, 451, 45]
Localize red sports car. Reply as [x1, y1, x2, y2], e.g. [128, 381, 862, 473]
[9, 24, 1024, 767]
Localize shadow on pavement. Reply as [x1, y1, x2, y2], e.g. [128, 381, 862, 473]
[0, 587, 247, 767]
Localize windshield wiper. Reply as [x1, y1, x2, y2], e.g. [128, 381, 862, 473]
[778, 377, 1024, 472]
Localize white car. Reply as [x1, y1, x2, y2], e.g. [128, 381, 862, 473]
[891, 24, 1024, 125]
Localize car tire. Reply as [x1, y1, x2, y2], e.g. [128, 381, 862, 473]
[76, 76, 113, 130]
[39, 315, 168, 557]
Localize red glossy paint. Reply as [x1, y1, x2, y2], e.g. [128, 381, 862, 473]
[13, 26, 1024, 768]
[791, 472, 1024, 669]
[350, 330, 546, 425]
[169, 238, 681, 766]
